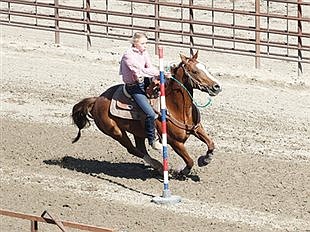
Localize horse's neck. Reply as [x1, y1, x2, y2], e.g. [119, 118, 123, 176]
[166, 80, 194, 122]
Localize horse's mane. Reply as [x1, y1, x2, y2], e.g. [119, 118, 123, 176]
[167, 61, 192, 90]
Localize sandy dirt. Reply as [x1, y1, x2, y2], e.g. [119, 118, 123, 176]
[1, 18, 310, 232]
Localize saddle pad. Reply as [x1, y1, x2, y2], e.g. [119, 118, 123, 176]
[110, 85, 143, 120]
[110, 85, 160, 120]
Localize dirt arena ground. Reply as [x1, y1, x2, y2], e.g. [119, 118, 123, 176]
[1, 21, 310, 232]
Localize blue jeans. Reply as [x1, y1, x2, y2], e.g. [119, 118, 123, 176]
[125, 81, 157, 145]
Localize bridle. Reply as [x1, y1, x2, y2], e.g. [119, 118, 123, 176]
[181, 63, 205, 91]
[169, 63, 212, 108]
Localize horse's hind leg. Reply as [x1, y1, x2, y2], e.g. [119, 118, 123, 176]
[99, 124, 146, 159]
[99, 124, 162, 172]
[134, 135, 163, 173]
[133, 135, 148, 154]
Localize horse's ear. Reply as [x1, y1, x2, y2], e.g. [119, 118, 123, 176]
[192, 50, 199, 60]
[170, 64, 177, 75]
[180, 53, 187, 63]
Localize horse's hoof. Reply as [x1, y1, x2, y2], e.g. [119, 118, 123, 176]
[175, 172, 187, 181]
[180, 166, 191, 176]
[198, 154, 212, 167]
[169, 169, 187, 180]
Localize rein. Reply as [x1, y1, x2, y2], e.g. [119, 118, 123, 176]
[170, 75, 212, 108]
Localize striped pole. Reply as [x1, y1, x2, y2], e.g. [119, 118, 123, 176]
[158, 46, 170, 197]
[152, 46, 181, 204]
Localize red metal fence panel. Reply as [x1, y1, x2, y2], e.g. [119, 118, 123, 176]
[0, 0, 309, 75]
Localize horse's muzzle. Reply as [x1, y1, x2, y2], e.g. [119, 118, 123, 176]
[212, 83, 222, 94]
[207, 83, 222, 96]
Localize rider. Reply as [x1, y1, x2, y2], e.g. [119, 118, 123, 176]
[119, 32, 162, 151]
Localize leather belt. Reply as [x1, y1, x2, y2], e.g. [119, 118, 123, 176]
[126, 82, 138, 87]
[126, 76, 145, 86]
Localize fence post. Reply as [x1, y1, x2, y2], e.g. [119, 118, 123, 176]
[85, 0, 91, 50]
[152, 46, 181, 205]
[297, 0, 303, 76]
[35, 0, 38, 26]
[212, 0, 215, 48]
[54, 0, 59, 44]
[30, 221, 38, 232]
[7, 1, 11, 22]
[255, 0, 261, 69]
[154, 0, 160, 55]
[189, 0, 194, 56]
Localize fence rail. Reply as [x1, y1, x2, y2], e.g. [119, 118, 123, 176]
[0, 0, 309, 75]
[0, 209, 114, 232]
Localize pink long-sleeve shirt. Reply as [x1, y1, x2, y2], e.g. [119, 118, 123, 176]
[119, 47, 159, 84]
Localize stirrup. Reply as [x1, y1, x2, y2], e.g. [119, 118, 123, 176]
[151, 134, 162, 151]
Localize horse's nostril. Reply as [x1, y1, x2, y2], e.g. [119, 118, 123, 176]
[213, 84, 221, 91]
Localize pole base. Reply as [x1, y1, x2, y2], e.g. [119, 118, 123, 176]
[152, 190, 181, 205]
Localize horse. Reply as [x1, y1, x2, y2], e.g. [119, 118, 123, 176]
[71, 51, 222, 177]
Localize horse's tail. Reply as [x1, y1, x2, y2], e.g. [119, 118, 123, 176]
[71, 97, 97, 143]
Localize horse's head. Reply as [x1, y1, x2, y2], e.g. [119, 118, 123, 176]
[172, 51, 222, 96]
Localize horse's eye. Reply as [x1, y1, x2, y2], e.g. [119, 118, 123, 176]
[192, 70, 198, 74]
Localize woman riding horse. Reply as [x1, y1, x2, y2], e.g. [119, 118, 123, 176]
[72, 50, 221, 177]
[119, 32, 162, 151]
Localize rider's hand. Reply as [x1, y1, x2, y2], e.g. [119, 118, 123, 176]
[164, 71, 172, 79]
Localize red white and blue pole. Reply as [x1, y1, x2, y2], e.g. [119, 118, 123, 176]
[152, 46, 181, 204]
[158, 46, 170, 196]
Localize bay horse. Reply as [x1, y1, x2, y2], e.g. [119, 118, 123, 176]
[71, 51, 221, 177]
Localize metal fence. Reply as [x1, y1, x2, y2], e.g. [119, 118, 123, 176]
[1, 0, 309, 75]
[0, 209, 113, 232]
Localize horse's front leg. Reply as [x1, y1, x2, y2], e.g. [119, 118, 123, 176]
[169, 140, 194, 177]
[193, 124, 215, 167]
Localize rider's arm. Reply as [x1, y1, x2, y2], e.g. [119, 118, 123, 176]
[141, 51, 159, 78]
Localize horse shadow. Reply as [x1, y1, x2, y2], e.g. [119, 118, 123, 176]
[44, 156, 201, 182]
[44, 156, 163, 198]
[43, 155, 160, 181]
